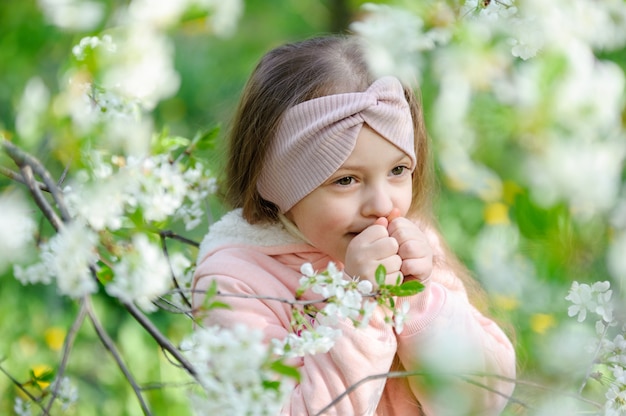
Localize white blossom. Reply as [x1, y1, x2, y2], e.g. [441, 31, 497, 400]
[38, 0, 104, 31]
[72, 35, 116, 61]
[52, 377, 79, 410]
[15, 77, 50, 145]
[100, 25, 180, 110]
[565, 281, 614, 323]
[13, 397, 31, 416]
[106, 234, 171, 312]
[272, 325, 341, 358]
[351, 3, 442, 83]
[182, 324, 293, 415]
[393, 301, 411, 334]
[34, 221, 100, 298]
[605, 334, 626, 366]
[0, 192, 36, 273]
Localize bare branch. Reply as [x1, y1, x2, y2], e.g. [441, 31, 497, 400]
[44, 299, 88, 413]
[86, 297, 152, 416]
[0, 166, 49, 191]
[122, 300, 199, 380]
[20, 165, 64, 232]
[159, 230, 199, 247]
[314, 370, 523, 416]
[159, 231, 192, 310]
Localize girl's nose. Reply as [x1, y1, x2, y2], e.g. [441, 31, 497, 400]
[361, 183, 393, 219]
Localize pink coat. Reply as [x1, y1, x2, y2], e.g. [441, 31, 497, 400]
[192, 209, 516, 415]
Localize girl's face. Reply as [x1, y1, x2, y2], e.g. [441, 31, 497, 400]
[286, 124, 414, 263]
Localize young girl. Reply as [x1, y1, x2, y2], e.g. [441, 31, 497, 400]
[192, 35, 516, 415]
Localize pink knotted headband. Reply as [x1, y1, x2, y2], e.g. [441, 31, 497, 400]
[257, 76, 416, 213]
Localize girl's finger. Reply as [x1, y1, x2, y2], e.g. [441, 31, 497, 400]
[386, 208, 402, 223]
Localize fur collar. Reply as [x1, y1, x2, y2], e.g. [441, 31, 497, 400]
[197, 209, 305, 261]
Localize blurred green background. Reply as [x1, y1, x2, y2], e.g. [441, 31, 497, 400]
[1, 0, 624, 415]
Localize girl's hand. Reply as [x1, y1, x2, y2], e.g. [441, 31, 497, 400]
[344, 217, 403, 287]
[387, 212, 433, 284]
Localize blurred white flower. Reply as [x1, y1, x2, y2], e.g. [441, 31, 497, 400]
[106, 234, 171, 312]
[198, 0, 244, 38]
[607, 230, 626, 286]
[38, 0, 104, 32]
[439, 148, 503, 201]
[72, 35, 116, 61]
[0, 192, 36, 273]
[52, 377, 79, 410]
[101, 26, 180, 110]
[15, 77, 50, 145]
[473, 224, 536, 298]
[351, 3, 442, 83]
[554, 45, 625, 135]
[13, 397, 31, 416]
[126, 0, 191, 28]
[64, 176, 128, 231]
[26, 221, 100, 298]
[522, 0, 626, 51]
[525, 136, 626, 220]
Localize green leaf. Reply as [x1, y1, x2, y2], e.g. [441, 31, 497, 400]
[190, 125, 220, 151]
[262, 380, 281, 391]
[269, 360, 301, 383]
[375, 264, 386, 287]
[388, 280, 425, 297]
[96, 261, 114, 283]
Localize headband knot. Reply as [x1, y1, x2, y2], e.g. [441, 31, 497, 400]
[258, 76, 415, 213]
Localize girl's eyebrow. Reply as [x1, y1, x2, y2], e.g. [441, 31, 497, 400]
[338, 155, 413, 171]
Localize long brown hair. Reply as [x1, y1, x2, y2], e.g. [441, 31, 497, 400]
[224, 35, 433, 224]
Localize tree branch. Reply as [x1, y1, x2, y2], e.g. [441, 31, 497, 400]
[44, 299, 88, 413]
[0, 165, 49, 191]
[20, 165, 64, 232]
[2, 138, 71, 223]
[86, 297, 152, 416]
[122, 300, 198, 380]
[159, 231, 192, 310]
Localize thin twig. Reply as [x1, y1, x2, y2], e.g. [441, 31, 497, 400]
[159, 231, 192, 310]
[190, 287, 330, 308]
[20, 165, 64, 231]
[43, 299, 88, 414]
[0, 166, 49, 191]
[86, 298, 152, 416]
[579, 322, 610, 395]
[158, 230, 199, 247]
[2, 138, 71, 222]
[122, 300, 198, 379]
[0, 362, 49, 415]
[314, 370, 523, 416]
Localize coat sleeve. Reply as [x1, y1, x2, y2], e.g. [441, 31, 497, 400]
[395, 268, 516, 415]
[192, 250, 399, 416]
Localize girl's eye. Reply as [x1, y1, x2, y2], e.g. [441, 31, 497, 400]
[391, 166, 408, 176]
[335, 176, 354, 186]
